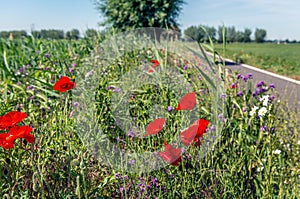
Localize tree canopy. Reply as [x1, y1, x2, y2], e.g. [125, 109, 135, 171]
[95, 0, 185, 31]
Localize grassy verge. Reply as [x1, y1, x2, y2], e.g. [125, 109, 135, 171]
[0, 35, 299, 198]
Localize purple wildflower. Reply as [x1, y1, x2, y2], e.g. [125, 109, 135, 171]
[260, 125, 267, 131]
[256, 81, 264, 88]
[242, 76, 248, 82]
[128, 159, 135, 165]
[68, 68, 74, 73]
[242, 107, 247, 112]
[220, 93, 226, 99]
[183, 65, 188, 70]
[268, 83, 275, 89]
[236, 74, 243, 80]
[27, 85, 33, 90]
[85, 70, 94, 77]
[127, 129, 135, 138]
[246, 73, 253, 79]
[167, 106, 173, 112]
[237, 91, 243, 97]
[73, 102, 80, 107]
[115, 172, 123, 180]
[112, 88, 121, 93]
[44, 53, 50, 58]
[71, 63, 76, 67]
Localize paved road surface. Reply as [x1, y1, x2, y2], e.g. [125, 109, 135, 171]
[222, 59, 300, 115]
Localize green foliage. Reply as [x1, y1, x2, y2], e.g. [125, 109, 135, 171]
[184, 25, 216, 42]
[85, 29, 99, 38]
[0, 30, 27, 39]
[95, 0, 185, 31]
[66, 29, 80, 40]
[255, 28, 267, 43]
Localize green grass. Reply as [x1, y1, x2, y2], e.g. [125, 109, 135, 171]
[0, 35, 299, 198]
[214, 43, 300, 80]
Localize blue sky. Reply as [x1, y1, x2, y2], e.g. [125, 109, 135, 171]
[0, 0, 299, 40]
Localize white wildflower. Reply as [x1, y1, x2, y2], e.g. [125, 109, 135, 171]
[257, 166, 264, 172]
[258, 107, 267, 116]
[249, 106, 259, 116]
[272, 149, 281, 155]
[297, 140, 300, 145]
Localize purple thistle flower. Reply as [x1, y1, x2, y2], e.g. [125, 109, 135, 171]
[252, 92, 257, 97]
[268, 83, 275, 89]
[119, 186, 124, 193]
[236, 74, 243, 80]
[242, 107, 247, 112]
[246, 73, 253, 79]
[237, 91, 243, 97]
[183, 65, 188, 70]
[44, 53, 50, 58]
[167, 106, 173, 112]
[71, 63, 76, 67]
[242, 76, 248, 82]
[270, 95, 275, 101]
[256, 81, 264, 88]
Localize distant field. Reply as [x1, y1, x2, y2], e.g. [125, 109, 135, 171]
[213, 43, 300, 80]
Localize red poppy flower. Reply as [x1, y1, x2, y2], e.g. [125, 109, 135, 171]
[180, 119, 209, 146]
[53, 76, 75, 92]
[8, 126, 34, 143]
[158, 140, 182, 166]
[0, 111, 27, 130]
[176, 92, 196, 110]
[144, 118, 165, 136]
[0, 133, 14, 149]
[148, 60, 160, 73]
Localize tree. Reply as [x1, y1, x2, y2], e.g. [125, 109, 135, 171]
[66, 29, 80, 40]
[243, 28, 252, 42]
[95, 0, 185, 31]
[184, 26, 202, 41]
[226, 26, 236, 43]
[85, 29, 99, 38]
[255, 28, 267, 43]
[235, 31, 244, 42]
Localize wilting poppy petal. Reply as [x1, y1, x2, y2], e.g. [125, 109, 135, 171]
[0, 111, 27, 130]
[144, 118, 166, 136]
[176, 92, 196, 110]
[8, 126, 34, 143]
[158, 140, 182, 166]
[53, 76, 75, 93]
[180, 119, 209, 146]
